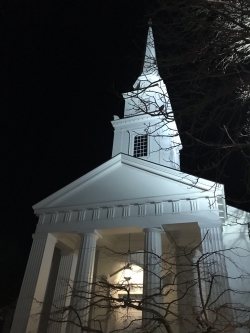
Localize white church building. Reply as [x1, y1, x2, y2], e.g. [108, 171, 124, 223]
[11, 23, 250, 333]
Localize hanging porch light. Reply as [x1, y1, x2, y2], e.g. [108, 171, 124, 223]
[124, 263, 132, 281]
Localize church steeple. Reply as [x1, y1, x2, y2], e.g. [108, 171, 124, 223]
[133, 19, 161, 90]
[111, 22, 182, 170]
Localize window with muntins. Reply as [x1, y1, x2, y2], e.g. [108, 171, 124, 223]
[134, 135, 148, 157]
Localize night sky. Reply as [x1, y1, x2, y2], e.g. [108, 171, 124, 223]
[1, 0, 149, 306]
[1, 0, 249, 308]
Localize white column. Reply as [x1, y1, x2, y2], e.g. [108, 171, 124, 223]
[191, 249, 204, 309]
[48, 250, 78, 333]
[66, 232, 99, 333]
[10, 233, 57, 333]
[143, 228, 163, 325]
[201, 227, 231, 308]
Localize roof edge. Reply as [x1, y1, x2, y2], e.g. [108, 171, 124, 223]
[33, 153, 224, 210]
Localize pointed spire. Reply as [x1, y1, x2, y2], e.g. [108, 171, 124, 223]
[142, 19, 159, 76]
[133, 19, 161, 89]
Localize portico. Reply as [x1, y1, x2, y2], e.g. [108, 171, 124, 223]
[10, 160, 227, 332]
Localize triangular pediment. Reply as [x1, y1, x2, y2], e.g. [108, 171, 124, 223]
[33, 154, 223, 213]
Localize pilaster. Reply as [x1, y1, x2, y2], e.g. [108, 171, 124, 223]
[48, 250, 78, 333]
[200, 227, 231, 308]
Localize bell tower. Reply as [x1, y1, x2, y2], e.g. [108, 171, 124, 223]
[111, 20, 182, 169]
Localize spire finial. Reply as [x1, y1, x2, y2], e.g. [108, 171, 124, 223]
[148, 18, 152, 26]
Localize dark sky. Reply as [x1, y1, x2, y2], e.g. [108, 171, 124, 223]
[1, 0, 149, 306]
